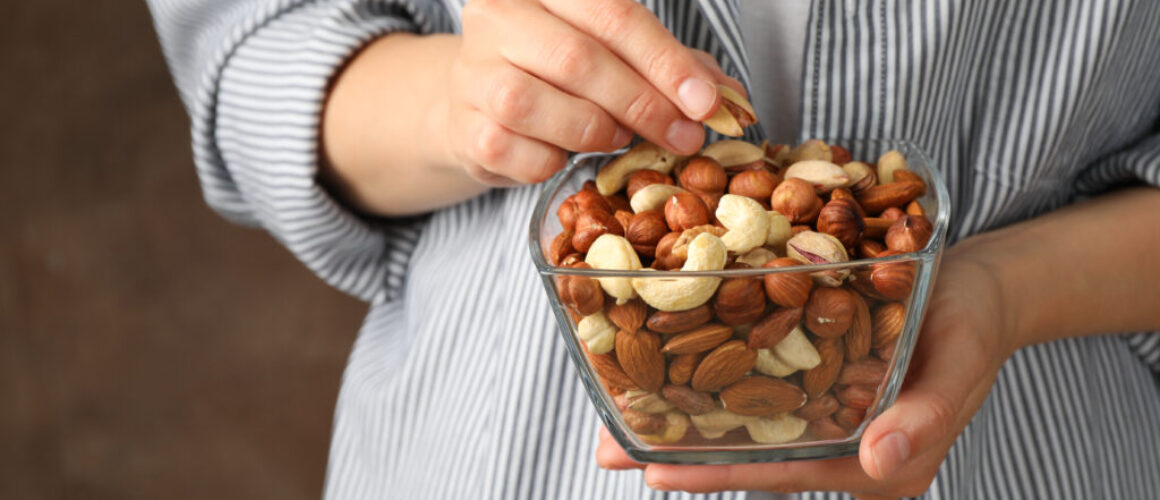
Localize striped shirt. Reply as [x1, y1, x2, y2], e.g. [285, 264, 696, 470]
[145, 0, 1160, 498]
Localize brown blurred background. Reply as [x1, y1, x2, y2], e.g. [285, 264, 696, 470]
[1, 3, 366, 498]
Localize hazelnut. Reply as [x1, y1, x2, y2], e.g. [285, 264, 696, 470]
[885, 214, 933, 253]
[664, 192, 711, 231]
[803, 287, 856, 338]
[625, 211, 668, 257]
[613, 209, 635, 231]
[816, 198, 865, 248]
[572, 210, 624, 253]
[573, 188, 613, 215]
[770, 178, 823, 223]
[762, 257, 813, 308]
[607, 193, 632, 213]
[558, 198, 578, 232]
[697, 192, 722, 221]
[880, 206, 905, 221]
[679, 157, 728, 194]
[652, 231, 684, 270]
[870, 250, 916, 301]
[828, 187, 857, 204]
[713, 277, 766, 326]
[626, 169, 674, 199]
[831, 145, 852, 165]
[557, 263, 603, 316]
[549, 230, 576, 265]
[728, 169, 777, 205]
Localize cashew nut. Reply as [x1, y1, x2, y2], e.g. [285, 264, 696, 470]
[595, 142, 684, 195]
[754, 347, 797, 377]
[632, 233, 727, 311]
[625, 391, 676, 414]
[639, 411, 690, 444]
[744, 414, 808, 444]
[771, 326, 821, 370]
[701, 139, 765, 168]
[690, 408, 752, 439]
[765, 211, 793, 251]
[576, 311, 616, 355]
[584, 234, 642, 304]
[784, 160, 851, 193]
[736, 247, 777, 269]
[876, 150, 908, 184]
[713, 194, 771, 254]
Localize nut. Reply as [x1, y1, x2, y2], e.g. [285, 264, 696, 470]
[762, 257, 813, 308]
[876, 150, 908, 184]
[703, 85, 757, 137]
[870, 251, 916, 301]
[629, 183, 687, 214]
[626, 169, 674, 199]
[576, 310, 617, 354]
[667, 352, 703, 385]
[720, 375, 808, 416]
[843, 161, 877, 192]
[892, 169, 927, 196]
[671, 225, 727, 260]
[625, 390, 676, 414]
[863, 217, 894, 239]
[702, 139, 766, 168]
[748, 307, 802, 350]
[662, 384, 716, 415]
[623, 408, 666, 434]
[802, 337, 844, 398]
[652, 231, 684, 270]
[880, 207, 905, 221]
[906, 199, 926, 217]
[691, 340, 757, 391]
[835, 384, 876, 409]
[804, 287, 856, 338]
[817, 198, 866, 248]
[679, 157, 728, 194]
[845, 292, 872, 362]
[858, 239, 887, 259]
[728, 170, 777, 204]
[607, 194, 632, 213]
[588, 351, 637, 390]
[573, 187, 614, 214]
[607, 299, 647, 333]
[885, 214, 933, 253]
[625, 210, 668, 257]
[753, 347, 797, 377]
[646, 305, 713, 333]
[615, 329, 665, 392]
[632, 232, 727, 311]
[638, 411, 690, 444]
[712, 194, 772, 254]
[771, 178, 823, 223]
[876, 339, 898, 361]
[736, 247, 776, 268]
[744, 414, 808, 444]
[786, 231, 851, 287]
[572, 209, 624, 253]
[871, 302, 906, 348]
[664, 192, 711, 231]
[662, 323, 733, 355]
[856, 181, 923, 214]
[549, 230, 576, 266]
[838, 358, 888, 386]
[833, 406, 866, 430]
[784, 160, 851, 194]
[558, 264, 603, 316]
[584, 234, 642, 304]
[690, 408, 751, 439]
[830, 145, 851, 165]
[808, 417, 849, 440]
[764, 142, 791, 167]
[786, 139, 832, 163]
[771, 326, 822, 370]
[765, 211, 794, 251]
[557, 198, 578, 232]
[793, 394, 840, 420]
[595, 141, 683, 195]
[712, 276, 766, 326]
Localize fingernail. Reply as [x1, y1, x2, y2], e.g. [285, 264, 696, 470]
[612, 126, 633, 147]
[872, 432, 911, 478]
[677, 78, 717, 117]
[665, 120, 703, 154]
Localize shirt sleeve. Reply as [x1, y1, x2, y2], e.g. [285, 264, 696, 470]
[146, 0, 455, 303]
[1075, 131, 1160, 375]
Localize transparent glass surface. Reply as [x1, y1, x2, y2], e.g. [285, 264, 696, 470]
[528, 140, 950, 464]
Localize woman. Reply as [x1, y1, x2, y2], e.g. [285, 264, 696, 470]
[147, 0, 1160, 497]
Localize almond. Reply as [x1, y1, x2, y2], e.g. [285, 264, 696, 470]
[802, 337, 844, 398]
[838, 358, 888, 386]
[804, 287, 856, 338]
[762, 257, 813, 308]
[876, 339, 898, 361]
[793, 394, 840, 421]
[719, 375, 808, 416]
[606, 299, 647, 333]
[871, 302, 906, 348]
[845, 292, 872, 362]
[622, 408, 666, 434]
[647, 304, 713, 334]
[662, 384, 716, 415]
[615, 330, 665, 392]
[808, 417, 849, 440]
[588, 352, 637, 390]
[892, 169, 927, 196]
[668, 352, 703, 385]
[835, 384, 876, 409]
[830, 145, 851, 165]
[691, 340, 757, 391]
[661, 323, 733, 355]
[747, 307, 803, 350]
[833, 406, 866, 431]
[856, 181, 923, 214]
[712, 277, 766, 326]
[863, 217, 893, 239]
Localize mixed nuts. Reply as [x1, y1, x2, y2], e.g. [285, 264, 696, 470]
[551, 106, 932, 447]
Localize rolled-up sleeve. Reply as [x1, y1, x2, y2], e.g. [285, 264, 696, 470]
[146, 0, 453, 303]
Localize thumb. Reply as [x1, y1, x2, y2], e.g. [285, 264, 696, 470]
[857, 327, 988, 480]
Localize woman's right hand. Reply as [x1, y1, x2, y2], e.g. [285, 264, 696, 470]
[440, 0, 745, 186]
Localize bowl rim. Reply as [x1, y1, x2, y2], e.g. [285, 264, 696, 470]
[528, 139, 951, 277]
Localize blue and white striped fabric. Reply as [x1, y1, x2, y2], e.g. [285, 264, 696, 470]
[146, 1, 1160, 498]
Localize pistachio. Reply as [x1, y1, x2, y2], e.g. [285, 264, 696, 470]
[785, 231, 851, 286]
[701, 139, 766, 168]
[703, 85, 757, 137]
[784, 160, 852, 194]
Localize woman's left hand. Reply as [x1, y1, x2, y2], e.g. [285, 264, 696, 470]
[595, 246, 1018, 498]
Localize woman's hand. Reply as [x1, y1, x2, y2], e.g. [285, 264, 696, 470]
[595, 245, 1019, 497]
[322, 0, 744, 215]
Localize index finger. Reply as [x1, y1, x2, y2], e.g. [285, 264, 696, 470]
[542, 0, 724, 121]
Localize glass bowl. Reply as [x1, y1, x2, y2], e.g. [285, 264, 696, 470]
[528, 139, 950, 464]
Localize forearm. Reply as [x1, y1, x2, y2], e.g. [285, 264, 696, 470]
[954, 187, 1160, 349]
[321, 33, 484, 216]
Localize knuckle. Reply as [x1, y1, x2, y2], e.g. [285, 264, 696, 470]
[924, 390, 960, 439]
[641, 44, 685, 87]
[621, 90, 665, 130]
[471, 120, 510, 166]
[590, 1, 644, 39]
[575, 112, 612, 152]
[527, 150, 565, 184]
[547, 36, 596, 78]
[490, 75, 535, 124]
